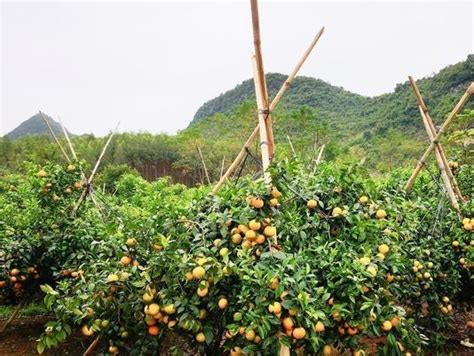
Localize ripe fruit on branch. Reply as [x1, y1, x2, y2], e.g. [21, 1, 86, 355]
[381, 320, 393, 332]
[307, 199, 318, 209]
[196, 332, 206, 343]
[332, 207, 343, 217]
[378, 244, 389, 255]
[359, 196, 369, 204]
[314, 321, 325, 332]
[292, 327, 306, 339]
[376, 209, 387, 219]
[81, 325, 94, 337]
[218, 298, 228, 309]
[249, 220, 261, 231]
[192, 266, 205, 279]
[120, 256, 132, 266]
[37, 170, 47, 178]
[263, 226, 276, 237]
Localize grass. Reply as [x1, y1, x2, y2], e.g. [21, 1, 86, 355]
[0, 302, 48, 319]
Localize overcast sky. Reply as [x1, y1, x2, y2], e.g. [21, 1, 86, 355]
[1, 0, 472, 136]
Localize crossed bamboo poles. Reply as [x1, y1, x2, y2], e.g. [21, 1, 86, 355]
[404, 80, 473, 211]
[38, 111, 119, 217]
[212, 0, 324, 194]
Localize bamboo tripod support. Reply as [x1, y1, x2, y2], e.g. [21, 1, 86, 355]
[408, 78, 463, 197]
[212, 24, 325, 194]
[407, 77, 463, 210]
[197, 146, 211, 185]
[405, 82, 474, 192]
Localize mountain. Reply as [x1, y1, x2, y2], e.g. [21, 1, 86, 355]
[191, 55, 474, 139]
[5, 113, 74, 140]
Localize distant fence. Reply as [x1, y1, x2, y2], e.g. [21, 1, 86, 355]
[133, 161, 202, 186]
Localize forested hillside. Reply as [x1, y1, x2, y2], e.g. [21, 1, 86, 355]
[1, 56, 472, 184]
[5, 113, 74, 140]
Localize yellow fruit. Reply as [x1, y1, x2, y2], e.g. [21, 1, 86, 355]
[245, 329, 256, 341]
[332, 207, 343, 217]
[378, 244, 389, 254]
[198, 309, 208, 319]
[126, 238, 136, 247]
[427, 262, 433, 269]
[245, 230, 257, 241]
[464, 223, 473, 231]
[268, 301, 282, 314]
[314, 321, 325, 332]
[441, 306, 449, 315]
[231, 233, 242, 244]
[249, 220, 261, 231]
[270, 277, 279, 290]
[292, 327, 306, 339]
[143, 293, 154, 303]
[359, 257, 371, 266]
[359, 196, 369, 204]
[423, 272, 431, 279]
[218, 298, 228, 309]
[307, 199, 318, 209]
[163, 304, 176, 314]
[108, 345, 118, 354]
[255, 234, 265, 244]
[269, 198, 279, 207]
[241, 240, 252, 250]
[67, 164, 76, 171]
[462, 218, 470, 225]
[271, 186, 282, 198]
[147, 304, 160, 315]
[37, 170, 47, 178]
[263, 226, 277, 237]
[460, 258, 466, 265]
[185, 271, 194, 281]
[383, 228, 392, 236]
[197, 287, 208, 297]
[106, 274, 119, 283]
[192, 266, 205, 279]
[447, 304, 453, 312]
[452, 241, 459, 247]
[442, 296, 450, 303]
[238, 224, 249, 234]
[376, 253, 385, 260]
[381, 320, 392, 332]
[120, 256, 132, 266]
[376, 209, 387, 219]
[251, 197, 264, 209]
[366, 266, 377, 277]
[196, 332, 206, 343]
[219, 248, 229, 257]
[386, 274, 394, 283]
[282, 317, 294, 331]
[81, 325, 94, 337]
[323, 345, 333, 356]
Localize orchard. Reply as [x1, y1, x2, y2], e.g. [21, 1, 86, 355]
[1, 158, 473, 355]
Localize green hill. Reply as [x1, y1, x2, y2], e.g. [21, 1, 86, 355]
[5, 113, 74, 140]
[192, 55, 473, 139]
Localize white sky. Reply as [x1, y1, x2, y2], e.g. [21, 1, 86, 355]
[1, 0, 472, 136]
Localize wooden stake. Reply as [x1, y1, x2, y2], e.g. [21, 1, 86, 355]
[211, 25, 324, 194]
[419, 107, 459, 210]
[287, 135, 296, 156]
[408, 77, 464, 200]
[39, 111, 70, 162]
[250, 0, 274, 160]
[405, 83, 473, 192]
[197, 146, 211, 185]
[82, 335, 101, 356]
[253, 54, 272, 186]
[269, 27, 324, 112]
[0, 303, 23, 335]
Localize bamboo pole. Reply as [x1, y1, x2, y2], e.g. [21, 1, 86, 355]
[82, 335, 101, 356]
[286, 135, 296, 156]
[419, 107, 459, 210]
[253, 54, 272, 186]
[58, 116, 78, 161]
[408, 77, 464, 200]
[405, 83, 473, 192]
[269, 27, 324, 112]
[197, 146, 211, 185]
[212, 126, 259, 194]
[39, 111, 70, 162]
[0, 303, 23, 335]
[71, 123, 119, 216]
[315, 144, 325, 165]
[250, 0, 274, 159]
[211, 26, 324, 194]
[220, 156, 226, 179]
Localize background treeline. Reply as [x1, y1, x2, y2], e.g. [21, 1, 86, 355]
[1, 55, 472, 187]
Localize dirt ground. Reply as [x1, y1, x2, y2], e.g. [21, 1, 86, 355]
[0, 309, 473, 356]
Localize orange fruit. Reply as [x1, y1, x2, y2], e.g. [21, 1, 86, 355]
[218, 298, 228, 309]
[192, 266, 205, 279]
[292, 327, 306, 339]
[81, 325, 94, 337]
[307, 200, 318, 209]
[249, 220, 261, 231]
[245, 329, 256, 341]
[196, 332, 206, 343]
[376, 209, 387, 219]
[148, 326, 160, 336]
[120, 256, 132, 266]
[381, 320, 392, 332]
[231, 233, 242, 244]
[314, 321, 325, 332]
[263, 226, 277, 237]
[282, 317, 294, 331]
